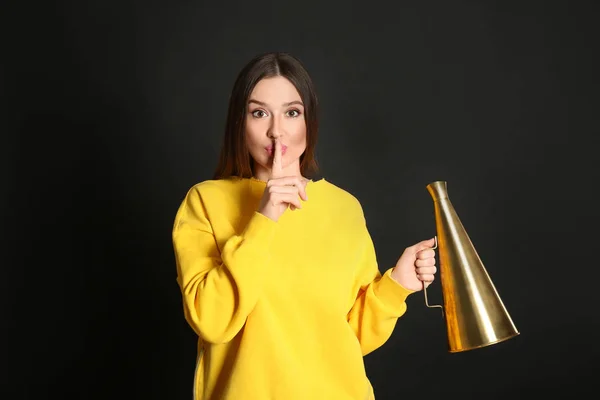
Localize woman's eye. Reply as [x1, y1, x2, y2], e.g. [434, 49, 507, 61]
[251, 110, 267, 118]
[287, 109, 301, 117]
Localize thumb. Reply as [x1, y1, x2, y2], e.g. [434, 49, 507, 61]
[412, 237, 436, 253]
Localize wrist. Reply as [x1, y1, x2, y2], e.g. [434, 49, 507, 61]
[258, 209, 279, 222]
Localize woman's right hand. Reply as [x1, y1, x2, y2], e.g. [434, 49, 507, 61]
[258, 140, 308, 222]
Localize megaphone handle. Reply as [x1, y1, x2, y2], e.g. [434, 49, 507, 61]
[424, 236, 444, 318]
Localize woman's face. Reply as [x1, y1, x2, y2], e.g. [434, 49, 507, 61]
[245, 76, 307, 180]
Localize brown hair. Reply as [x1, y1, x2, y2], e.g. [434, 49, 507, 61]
[212, 52, 319, 180]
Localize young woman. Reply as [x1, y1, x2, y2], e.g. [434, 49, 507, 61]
[172, 52, 437, 400]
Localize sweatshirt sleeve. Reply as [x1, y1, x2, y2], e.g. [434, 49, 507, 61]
[172, 185, 277, 344]
[347, 221, 415, 356]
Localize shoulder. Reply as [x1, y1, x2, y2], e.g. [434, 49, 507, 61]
[173, 178, 247, 227]
[184, 177, 246, 200]
[316, 178, 366, 221]
[317, 179, 360, 203]
[175, 178, 247, 215]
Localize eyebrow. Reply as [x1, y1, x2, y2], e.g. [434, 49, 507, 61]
[248, 99, 304, 107]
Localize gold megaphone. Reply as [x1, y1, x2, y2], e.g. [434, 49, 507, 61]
[423, 181, 519, 353]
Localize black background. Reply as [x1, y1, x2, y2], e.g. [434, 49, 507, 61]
[2, 0, 599, 398]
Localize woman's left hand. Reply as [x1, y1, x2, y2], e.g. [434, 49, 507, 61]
[391, 238, 437, 291]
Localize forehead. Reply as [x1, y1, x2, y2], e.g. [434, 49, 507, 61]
[250, 76, 302, 102]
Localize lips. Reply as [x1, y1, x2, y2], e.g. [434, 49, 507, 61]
[266, 145, 287, 155]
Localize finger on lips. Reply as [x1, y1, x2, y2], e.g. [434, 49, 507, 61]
[267, 139, 308, 213]
[271, 140, 283, 178]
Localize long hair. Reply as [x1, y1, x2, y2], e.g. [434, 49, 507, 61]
[213, 52, 319, 180]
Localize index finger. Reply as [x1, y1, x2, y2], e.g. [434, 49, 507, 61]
[270, 139, 283, 179]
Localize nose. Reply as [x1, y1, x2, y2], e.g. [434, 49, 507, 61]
[267, 115, 283, 139]
[267, 130, 281, 139]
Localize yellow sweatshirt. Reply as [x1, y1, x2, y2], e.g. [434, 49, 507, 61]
[172, 177, 415, 400]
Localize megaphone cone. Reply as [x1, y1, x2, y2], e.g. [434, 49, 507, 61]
[423, 181, 519, 353]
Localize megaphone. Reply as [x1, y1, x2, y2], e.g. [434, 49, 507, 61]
[423, 181, 519, 353]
